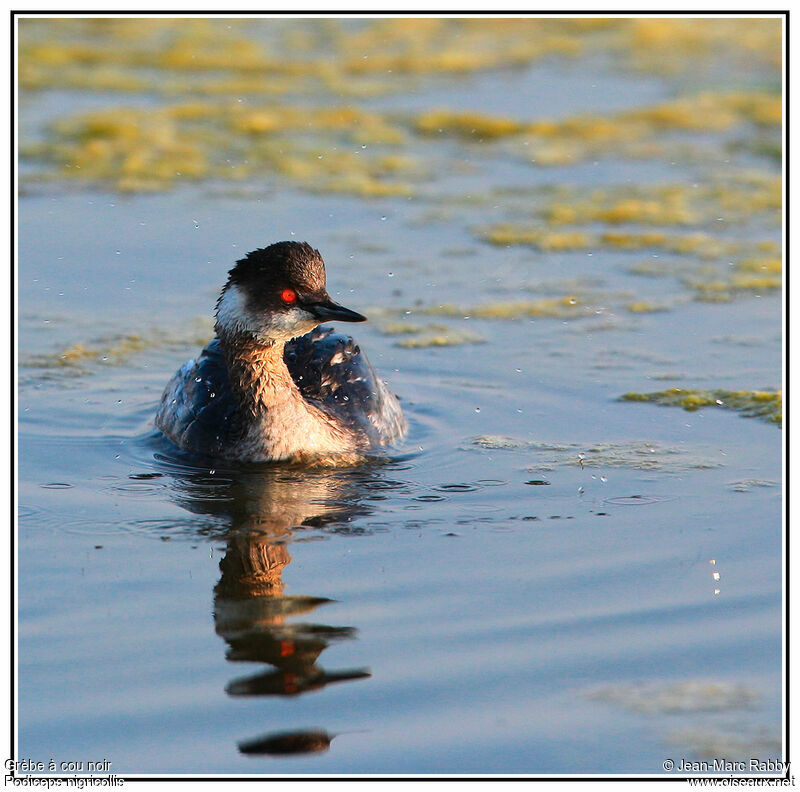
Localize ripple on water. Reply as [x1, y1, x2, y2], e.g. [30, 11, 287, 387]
[104, 480, 168, 498]
[22, 498, 229, 539]
[360, 478, 418, 493]
[19, 503, 129, 536]
[18, 504, 39, 520]
[603, 494, 674, 506]
[126, 517, 229, 540]
[434, 483, 480, 493]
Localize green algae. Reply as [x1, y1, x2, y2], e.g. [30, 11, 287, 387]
[623, 17, 781, 72]
[542, 177, 781, 228]
[19, 18, 781, 97]
[478, 223, 769, 261]
[394, 331, 484, 349]
[376, 321, 484, 348]
[420, 90, 781, 169]
[18, 17, 782, 197]
[18, 18, 590, 94]
[468, 437, 722, 472]
[687, 256, 783, 300]
[620, 387, 782, 425]
[546, 191, 697, 226]
[382, 290, 678, 325]
[480, 226, 592, 250]
[16, 18, 784, 359]
[20, 318, 214, 377]
[626, 301, 672, 314]
[728, 479, 779, 492]
[478, 217, 782, 306]
[23, 334, 153, 369]
[379, 322, 432, 336]
[413, 296, 584, 320]
[22, 100, 421, 195]
[586, 680, 761, 714]
[420, 91, 780, 142]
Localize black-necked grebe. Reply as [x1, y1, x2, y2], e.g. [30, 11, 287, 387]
[155, 241, 406, 464]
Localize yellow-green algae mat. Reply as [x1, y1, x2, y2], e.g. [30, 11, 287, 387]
[620, 388, 782, 426]
[19, 17, 782, 196]
[18, 17, 783, 407]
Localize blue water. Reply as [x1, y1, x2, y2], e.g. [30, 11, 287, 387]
[17, 20, 783, 776]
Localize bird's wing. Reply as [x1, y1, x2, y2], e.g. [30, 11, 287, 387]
[285, 327, 407, 447]
[155, 338, 240, 456]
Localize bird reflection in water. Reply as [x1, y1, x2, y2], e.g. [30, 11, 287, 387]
[156, 450, 384, 757]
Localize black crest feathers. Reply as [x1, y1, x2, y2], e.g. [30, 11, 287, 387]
[226, 241, 327, 295]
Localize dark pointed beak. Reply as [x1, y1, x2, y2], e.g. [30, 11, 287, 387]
[306, 298, 367, 323]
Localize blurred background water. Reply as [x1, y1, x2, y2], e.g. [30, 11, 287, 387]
[17, 16, 783, 774]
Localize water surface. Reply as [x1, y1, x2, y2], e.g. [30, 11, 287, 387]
[17, 17, 783, 775]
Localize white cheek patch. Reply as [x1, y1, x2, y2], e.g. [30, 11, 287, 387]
[266, 306, 318, 338]
[216, 284, 256, 337]
[216, 284, 317, 342]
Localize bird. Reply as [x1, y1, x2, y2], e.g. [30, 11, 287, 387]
[155, 241, 406, 465]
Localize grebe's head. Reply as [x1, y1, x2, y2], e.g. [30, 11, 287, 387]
[215, 241, 366, 344]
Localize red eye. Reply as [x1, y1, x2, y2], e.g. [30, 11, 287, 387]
[281, 288, 297, 303]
